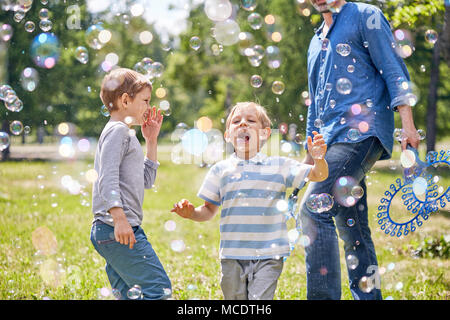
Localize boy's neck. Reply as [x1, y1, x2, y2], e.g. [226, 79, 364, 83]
[236, 149, 259, 160]
[110, 112, 132, 128]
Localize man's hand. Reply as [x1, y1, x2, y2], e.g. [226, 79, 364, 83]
[171, 199, 195, 219]
[397, 105, 419, 150]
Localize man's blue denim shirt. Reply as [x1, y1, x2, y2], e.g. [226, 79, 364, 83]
[306, 2, 414, 160]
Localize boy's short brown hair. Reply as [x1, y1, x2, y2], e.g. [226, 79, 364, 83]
[226, 102, 272, 129]
[100, 68, 152, 112]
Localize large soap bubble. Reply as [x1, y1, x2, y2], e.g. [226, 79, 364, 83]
[204, 0, 232, 22]
[213, 19, 240, 46]
[30, 33, 60, 69]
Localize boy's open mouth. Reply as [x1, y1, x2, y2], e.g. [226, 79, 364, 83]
[236, 131, 251, 144]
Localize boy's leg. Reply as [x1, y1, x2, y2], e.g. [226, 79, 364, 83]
[300, 137, 384, 300]
[247, 259, 284, 300]
[220, 259, 248, 300]
[91, 222, 171, 300]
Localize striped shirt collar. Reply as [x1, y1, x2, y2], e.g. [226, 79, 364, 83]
[230, 152, 268, 165]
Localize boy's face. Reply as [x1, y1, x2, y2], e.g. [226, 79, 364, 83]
[122, 87, 151, 126]
[225, 105, 270, 158]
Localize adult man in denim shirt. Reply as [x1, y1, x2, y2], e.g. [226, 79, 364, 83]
[301, 0, 420, 300]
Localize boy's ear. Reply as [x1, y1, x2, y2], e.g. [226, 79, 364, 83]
[224, 130, 231, 143]
[120, 93, 129, 108]
[259, 127, 271, 140]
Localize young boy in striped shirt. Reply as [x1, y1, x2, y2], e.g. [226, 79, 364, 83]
[171, 102, 328, 299]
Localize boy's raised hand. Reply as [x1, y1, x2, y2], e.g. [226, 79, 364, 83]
[307, 130, 327, 160]
[142, 106, 163, 142]
[171, 199, 195, 219]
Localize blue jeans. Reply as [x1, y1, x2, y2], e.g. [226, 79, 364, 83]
[90, 220, 171, 300]
[300, 137, 384, 300]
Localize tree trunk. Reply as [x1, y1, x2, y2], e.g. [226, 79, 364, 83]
[441, 4, 450, 67]
[426, 39, 440, 153]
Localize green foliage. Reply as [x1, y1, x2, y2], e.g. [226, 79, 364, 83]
[410, 235, 450, 259]
[0, 0, 449, 140]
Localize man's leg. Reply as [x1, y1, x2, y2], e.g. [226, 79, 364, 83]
[300, 137, 384, 300]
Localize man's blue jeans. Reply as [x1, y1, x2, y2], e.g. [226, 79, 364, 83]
[300, 137, 384, 300]
[90, 220, 171, 300]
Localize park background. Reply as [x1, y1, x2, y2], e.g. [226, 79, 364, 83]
[0, 0, 449, 300]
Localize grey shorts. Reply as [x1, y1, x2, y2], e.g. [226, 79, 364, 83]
[220, 258, 284, 300]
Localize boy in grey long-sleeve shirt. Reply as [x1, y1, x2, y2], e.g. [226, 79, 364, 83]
[90, 68, 171, 300]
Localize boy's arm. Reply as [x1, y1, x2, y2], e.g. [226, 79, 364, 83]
[171, 199, 219, 222]
[307, 158, 328, 182]
[142, 107, 163, 188]
[305, 131, 329, 182]
[109, 207, 136, 249]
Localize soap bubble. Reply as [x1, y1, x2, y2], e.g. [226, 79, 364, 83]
[100, 105, 110, 117]
[9, 120, 23, 136]
[346, 254, 359, 270]
[171, 239, 186, 252]
[306, 193, 334, 213]
[75, 46, 89, 64]
[86, 24, 105, 50]
[0, 132, 10, 151]
[164, 220, 176, 232]
[213, 19, 240, 46]
[346, 218, 355, 227]
[336, 43, 351, 56]
[32, 226, 57, 256]
[347, 64, 355, 73]
[0, 24, 13, 41]
[39, 8, 49, 20]
[417, 129, 426, 140]
[351, 185, 364, 199]
[250, 75, 263, 88]
[393, 29, 414, 58]
[204, 0, 232, 22]
[314, 118, 324, 129]
[24, 21, 35, 32]
[20, 67, 39, 92]
[247, 44, 265, 66]
[266, 45, 281, 69]
[241, 0, 257, 11]
[336, 78, 352, 95]
[189, 36, 201, 51]
[400, 149, 416, 168]
[148, 62, 164, 79]
[127, 285, 142, 300]
[412, 177, 427, 196]
[182, 128, 208, 156]
[359, 276, 375, 293]
[271, 81, 285, 95]
[333, 176, 359, 207]
[30, 33, 60, 69]
[248, 12, 263, 30]
[5, 96, 24, 112]
[238, 32, 255, 56]
[425, 29, 438, 44]
[347, 128, 361, 141]
[0, 84, 13, 101]
[393, 128, 404, 141]
[39, 19, 52, 32]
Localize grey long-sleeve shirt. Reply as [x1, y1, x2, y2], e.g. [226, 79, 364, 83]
[92, 120, 158, 227]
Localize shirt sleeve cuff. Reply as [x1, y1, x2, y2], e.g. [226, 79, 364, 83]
[391, 94, 416, 112]
[144, 158, 160, 169]
[197, 193, 221, 206]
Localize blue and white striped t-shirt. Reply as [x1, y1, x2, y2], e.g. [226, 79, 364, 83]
[197, 152, 312, 260]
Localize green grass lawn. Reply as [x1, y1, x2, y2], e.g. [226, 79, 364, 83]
[0, 145, 449, 300]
